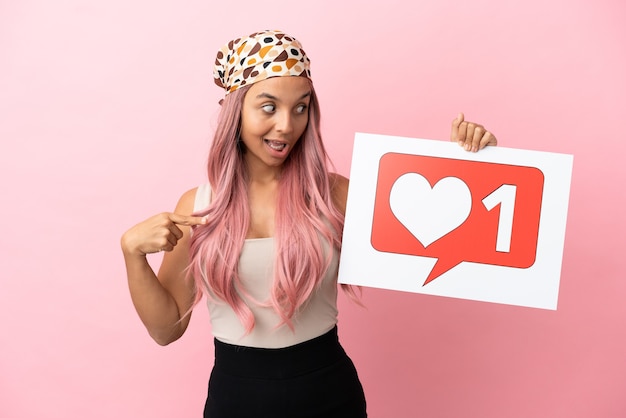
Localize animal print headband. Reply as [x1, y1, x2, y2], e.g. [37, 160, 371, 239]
[213, 30, 311, 94]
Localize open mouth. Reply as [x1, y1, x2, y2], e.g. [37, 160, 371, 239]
[264, 139, 287, 151]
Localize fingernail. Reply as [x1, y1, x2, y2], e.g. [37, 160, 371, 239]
[465, 144, 470, 151]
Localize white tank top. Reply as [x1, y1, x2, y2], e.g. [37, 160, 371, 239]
[193, 183, 339, 348]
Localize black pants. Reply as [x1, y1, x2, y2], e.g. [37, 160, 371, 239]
[204, 326, 367, 418]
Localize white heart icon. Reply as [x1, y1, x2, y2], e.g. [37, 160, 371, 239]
[389, 173, 472, 247]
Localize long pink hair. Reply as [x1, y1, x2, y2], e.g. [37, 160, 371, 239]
[188, 79, 352, 332]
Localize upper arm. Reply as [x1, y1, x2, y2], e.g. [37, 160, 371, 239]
[329, 173, 349, 216]
[157, 187, 199, 327]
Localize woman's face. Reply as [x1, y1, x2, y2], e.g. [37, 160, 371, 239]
[239, 76, 311, 170]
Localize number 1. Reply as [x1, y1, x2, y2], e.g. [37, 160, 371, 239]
[482, 184, 517, 253]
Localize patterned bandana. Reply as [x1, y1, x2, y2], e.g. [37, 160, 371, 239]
[213, 30, 311, 94]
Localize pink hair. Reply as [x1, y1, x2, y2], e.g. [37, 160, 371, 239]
[188, 80, 355, 332]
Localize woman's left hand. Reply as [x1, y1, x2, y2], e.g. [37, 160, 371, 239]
[451, 112, 497, 152]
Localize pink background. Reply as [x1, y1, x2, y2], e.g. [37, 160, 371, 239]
[1, 1, 624, 417]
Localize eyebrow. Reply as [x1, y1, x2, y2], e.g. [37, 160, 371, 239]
[255, 91, 311, 101]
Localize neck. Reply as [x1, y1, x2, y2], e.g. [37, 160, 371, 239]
[245, 159, 283, 184]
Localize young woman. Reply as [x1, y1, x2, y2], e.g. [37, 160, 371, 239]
[121, 30, 497, 418]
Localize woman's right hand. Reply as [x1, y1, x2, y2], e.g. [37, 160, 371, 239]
[121, 213, 207, 257]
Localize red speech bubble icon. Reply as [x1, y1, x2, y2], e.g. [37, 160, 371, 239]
[371, 153, 544, 285]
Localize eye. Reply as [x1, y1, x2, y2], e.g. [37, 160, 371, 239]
[295, 104, 308, 114]
[261, 104, 275, 113]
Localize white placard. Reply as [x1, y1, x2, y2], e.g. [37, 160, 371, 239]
[338, 133, 573, 310]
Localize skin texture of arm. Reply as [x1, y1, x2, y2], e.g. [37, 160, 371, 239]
[330, 172, 349, 217]
[121, 188, 204, 345]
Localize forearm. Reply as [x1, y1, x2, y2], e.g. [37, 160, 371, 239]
[124, 254, 187, 345]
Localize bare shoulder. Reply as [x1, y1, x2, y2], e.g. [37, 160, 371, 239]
[174, 187, 199, 215]
[329, 173, 349, 215]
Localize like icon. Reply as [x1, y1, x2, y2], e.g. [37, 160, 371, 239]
[371, 153, 544, 284]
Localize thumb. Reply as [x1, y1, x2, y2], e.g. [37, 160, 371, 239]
[453, 112, 464, 127]
[451, 112, 465, 142]
[169, 213, 208, 226]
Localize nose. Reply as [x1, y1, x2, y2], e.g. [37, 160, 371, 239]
[275, 110, 294, 134]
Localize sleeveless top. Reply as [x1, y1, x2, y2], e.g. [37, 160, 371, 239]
[193, 183, 339, 348]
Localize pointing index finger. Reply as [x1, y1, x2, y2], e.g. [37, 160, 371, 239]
[168, 213, 208, 226]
